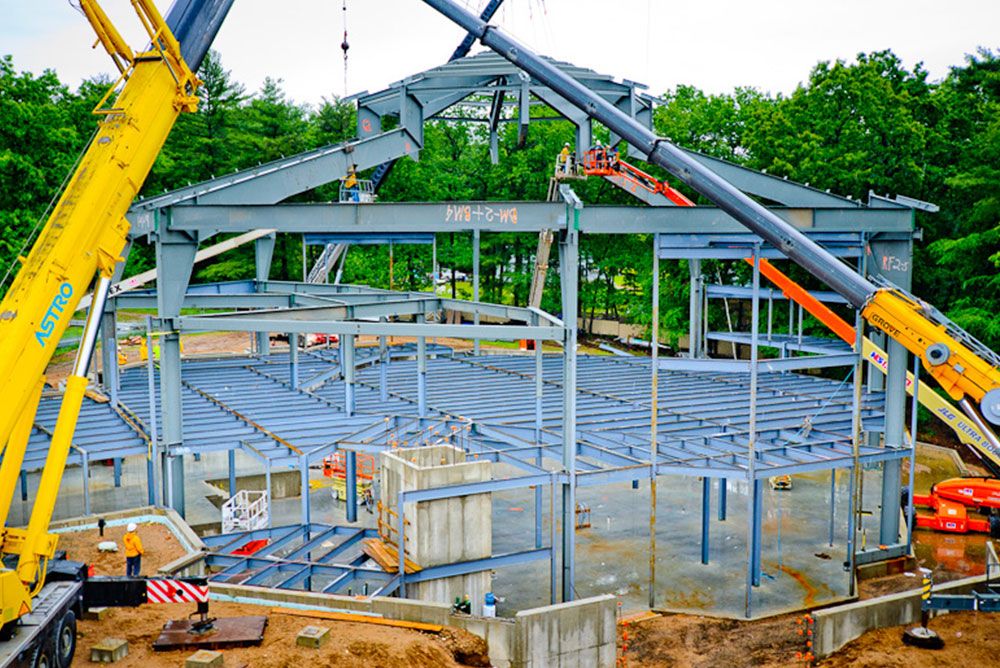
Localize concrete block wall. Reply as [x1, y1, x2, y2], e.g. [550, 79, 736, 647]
[380, 445, 492, 612]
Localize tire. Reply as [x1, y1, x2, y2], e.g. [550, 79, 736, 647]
[53, 610, 76, 668]
[990, 514, 1000, 539]
[902, 626, 944, 650]
[30, 642, 53, 668]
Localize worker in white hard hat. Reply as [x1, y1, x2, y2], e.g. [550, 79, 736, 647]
[589, 139, 606, 171]
[123, 522, 144, 577]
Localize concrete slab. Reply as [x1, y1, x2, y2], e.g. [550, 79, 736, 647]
[295, 625, 330, 648]
[90, 638, 128, 663]
[185, 649, 224, 667]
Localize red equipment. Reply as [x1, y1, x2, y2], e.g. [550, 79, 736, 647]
[323, 451, 375, 480]
[911, 477, 1000, 535]
[581, 148, 694, 206]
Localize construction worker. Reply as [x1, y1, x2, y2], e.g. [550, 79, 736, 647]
[343, 164, 360, 202]
[123, 522, 144, 577]
[589, 140, 605, 170]
[558, 142, 572, 175]
[606, 143, 619, 170]
[362, 486, 374, 514]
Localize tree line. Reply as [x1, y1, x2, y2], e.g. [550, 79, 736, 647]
[1, 48, 998, 348]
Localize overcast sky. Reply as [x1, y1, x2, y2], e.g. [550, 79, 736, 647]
[3, 1, 998, 107]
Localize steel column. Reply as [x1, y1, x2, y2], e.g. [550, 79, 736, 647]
[880, 338, 907, 545]
[688, 259, 701, 359]
[559, 227, 578, 603]
[417, 314, 427, 417]
[473, 229, 481, 355]
[344, 335, 356, 417]
[99, 307, 119, 406]
[379, 329, 388, 402]
[346, 450, 358, 523]
[228, 448, 237, 497]
[534, 315, 543, 549]
[718, 478, 727, 521]
[19, 471, 27, 502]
[113, 458, 122, 487]
[254, 233, 275, 356]
[146, 455, 155, 505]
[750, 478, 763, 586]
[160, 332, 185, 516]
[847, 311, 865, 596]
[265, 461, 273, 528]
[145, 318, 161, 507]
[154, 230, 196, 518]
[650, 234, 660, 608]
[289, 334, 299, 388]
[81, 452, 90, 516]
[906, 353, 920, 551]
[829, 468, 837, 547]
[300, 455, 311, 526]
[745, 249, 761, 617]
[701, 476, 710, 564]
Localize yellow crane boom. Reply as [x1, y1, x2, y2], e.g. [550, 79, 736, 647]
[0, 0, 201, 627]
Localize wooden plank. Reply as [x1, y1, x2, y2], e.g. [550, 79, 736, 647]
[273, 607, 442, 633]
[362, 538, 421, 574]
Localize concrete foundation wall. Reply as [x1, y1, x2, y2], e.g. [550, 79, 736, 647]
[203, 584, 612, 668]
[50, 505, 204, 553]
[380, 445, 492, 613]
[513, 594, 616, 668]
[813, 574, 989, 658]
[205, 470, 301, 499]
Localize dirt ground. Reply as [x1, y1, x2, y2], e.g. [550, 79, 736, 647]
[618, 609, 1000, 667]
[821, 610, 1000, 667]
[73, 601, 489, 668]
[619, 612, 805, 667]
[56, 523, 187, 576]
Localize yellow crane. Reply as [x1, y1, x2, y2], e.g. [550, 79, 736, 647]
[0, 0, 223, 651]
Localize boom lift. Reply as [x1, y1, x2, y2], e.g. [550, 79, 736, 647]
[0, 1, 230, 664]
[573, 143, 1000, 462]
[425, 0, 1000, 542]
[424, 0, 1000, 436]
[577, 137, 1000, 534]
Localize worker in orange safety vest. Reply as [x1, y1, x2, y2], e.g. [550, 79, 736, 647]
[123, 522, 144, 577]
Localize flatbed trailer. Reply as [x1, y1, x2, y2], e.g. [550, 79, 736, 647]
[0, 582, 80, 668]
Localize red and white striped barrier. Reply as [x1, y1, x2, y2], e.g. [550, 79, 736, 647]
[146, 579, 209, 604]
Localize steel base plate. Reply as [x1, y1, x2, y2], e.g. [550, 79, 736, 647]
[152, 616, 268, 651]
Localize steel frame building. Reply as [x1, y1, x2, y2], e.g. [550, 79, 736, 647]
[24, 52, 921, 617]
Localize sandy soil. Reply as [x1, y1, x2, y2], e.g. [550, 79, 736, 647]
[619, 609, 1000, 667]
[619, 612, 804, 667]
[73, 601, 489, 668]
[56, 523, 187, 576]
[820, 610, 1000, 667]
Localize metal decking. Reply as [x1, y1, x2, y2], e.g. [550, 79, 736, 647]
[25, 349, 894, 483]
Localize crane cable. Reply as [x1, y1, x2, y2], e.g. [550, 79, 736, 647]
[340, 0, 349, 97]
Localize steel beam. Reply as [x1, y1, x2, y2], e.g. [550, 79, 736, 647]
[164, 202, 913, 236]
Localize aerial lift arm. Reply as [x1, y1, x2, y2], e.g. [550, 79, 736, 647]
[422, 0, 1000, 433]
[0, 0, 231, 627]
[748, 258, 1000, 474]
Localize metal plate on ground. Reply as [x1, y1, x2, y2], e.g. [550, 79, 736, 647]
[152, 616, 268, 651]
